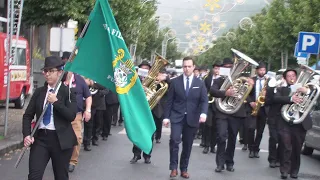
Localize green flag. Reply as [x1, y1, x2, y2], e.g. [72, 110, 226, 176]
[64, 0, 155, 154]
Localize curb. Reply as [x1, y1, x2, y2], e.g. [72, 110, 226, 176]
[0, 135, 23, 156]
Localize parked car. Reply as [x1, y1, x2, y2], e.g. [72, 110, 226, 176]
[302, 101, 320, 155]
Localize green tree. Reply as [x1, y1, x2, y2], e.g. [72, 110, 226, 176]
[23, 0, 95, 26]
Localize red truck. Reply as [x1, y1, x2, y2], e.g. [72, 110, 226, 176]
[0, 32, 31, 108]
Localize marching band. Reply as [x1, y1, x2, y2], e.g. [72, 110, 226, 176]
[21, 49, 320, 180]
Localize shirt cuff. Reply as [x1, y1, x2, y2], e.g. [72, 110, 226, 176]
[200, 113, 207, 118]
[163, 118, 170, 122]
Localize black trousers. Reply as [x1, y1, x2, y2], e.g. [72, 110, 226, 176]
[118, 110, 123, 124]
[154, 115, 163, 140]
[132, 134, 154, 158]
[239, 116, 250, 145]
[278, 123, 306, 174]
[92, 110, 103, 141]
[83, 108, 97, 145]
[28, 130, 73, 180]
[216, 116, 243, 167]
[202, 109, 217, 148]
[268, 123, 281, 163]
[102, 104, 118, 137]
[248, 108, 267, 152]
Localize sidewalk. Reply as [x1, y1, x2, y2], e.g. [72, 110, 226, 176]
[0, 100, 28, 156]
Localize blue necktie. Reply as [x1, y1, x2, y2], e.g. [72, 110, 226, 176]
[43, 89, 54, 126]
[186, 77, 190, 96]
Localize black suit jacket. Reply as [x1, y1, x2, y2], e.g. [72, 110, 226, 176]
[164, 75, 208, 127]
[105, 89, 119, 105]
[271, 86, 312, 131]
[210, 76, 247, 118]
[22, 84, 78, 150]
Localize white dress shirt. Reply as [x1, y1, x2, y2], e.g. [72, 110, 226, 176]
[183, 73, 194, 90]
[211, 75, 220, 86]
[39, 83, 61, 130]
[255, 77, 265, 101]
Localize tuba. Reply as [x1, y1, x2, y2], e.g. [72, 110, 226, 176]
[142, 53, 169, 110]
[215, 48, 259, 114]
[281, 65, 320, 124]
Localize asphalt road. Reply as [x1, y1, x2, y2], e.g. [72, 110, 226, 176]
[1, 126, 320, 180]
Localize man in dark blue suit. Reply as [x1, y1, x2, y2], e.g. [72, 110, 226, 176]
[163, 57, 208, 179]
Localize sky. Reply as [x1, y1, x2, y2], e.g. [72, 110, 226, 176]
[155, 0, 272, 54]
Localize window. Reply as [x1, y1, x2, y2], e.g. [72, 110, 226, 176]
[12, 48, 26, 65]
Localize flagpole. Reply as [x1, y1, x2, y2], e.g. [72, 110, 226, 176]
[14, 19, 91, 168]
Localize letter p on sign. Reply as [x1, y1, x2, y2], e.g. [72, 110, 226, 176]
[302, 35, 316, 51]
[298, 32, 320, 54]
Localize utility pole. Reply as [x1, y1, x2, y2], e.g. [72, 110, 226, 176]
[4, 0, 24, 136]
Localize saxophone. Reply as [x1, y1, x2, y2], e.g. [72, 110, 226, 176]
[251, 76, 268, 116]
[142, 53, 169, 110]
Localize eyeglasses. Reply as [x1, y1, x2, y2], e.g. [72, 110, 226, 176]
[43, 69, 59, 74]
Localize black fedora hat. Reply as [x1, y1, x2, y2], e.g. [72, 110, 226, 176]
[61, 51, 71, 60]
[222, 58, 233, 66]
[256, 62, 266, 69]
[42, 56, 64, 70]
[138, 60, 151, 68]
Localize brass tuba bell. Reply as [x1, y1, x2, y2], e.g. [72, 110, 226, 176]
[215, 48, 259, 114]
[142, 53, 169, 110]
[281, 65, 320, 124]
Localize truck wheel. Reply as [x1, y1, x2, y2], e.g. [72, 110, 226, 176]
[302, 143, 314, 155]
[15, 88, 25, 109]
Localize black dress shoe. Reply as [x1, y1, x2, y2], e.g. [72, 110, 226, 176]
[130, 155, 141, 163]
[226, 165, 235, 172]
[242, 145, 248, 151]
[290, 174, 298, 179]
[102, 137, 108, 141]
[254, 151, 260, 158]
[144, 157, 151, 164]
[203, 147, 209, 154]
[92, 140, 99, 146]
[84, 145, 91, 151]
[276, 162, 280, 167]
[210, 147, 216, 153]
[215, 166, 224, 172]
[200, 143, 205, 147]
[68, 164, 75, 172]
[156, 139, 161, 144]
[249, 151, 254, 158]
[281, 172, 288, 179]
[269, 162, 276, 168]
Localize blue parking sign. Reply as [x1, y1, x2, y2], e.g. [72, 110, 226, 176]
[298, 32, 320, 54]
